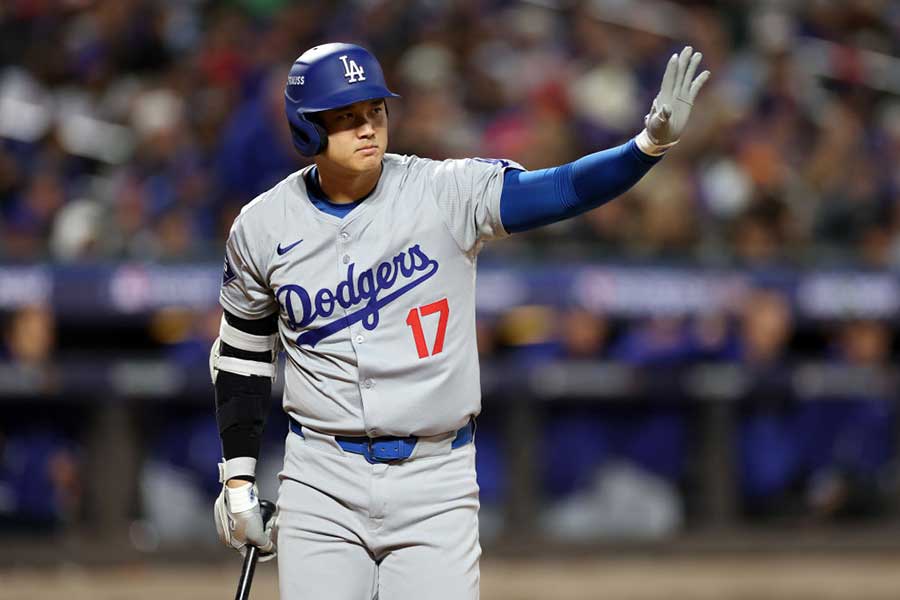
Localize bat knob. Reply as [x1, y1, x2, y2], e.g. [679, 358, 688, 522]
[259, 499, 276, 525]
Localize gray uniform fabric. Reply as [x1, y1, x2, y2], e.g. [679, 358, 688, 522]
[277, 427, 480, 599]
[220, 153, 520, 599]
[221, 153, 518, 437]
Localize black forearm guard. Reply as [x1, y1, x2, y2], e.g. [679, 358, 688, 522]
[215, 310, 278, 461]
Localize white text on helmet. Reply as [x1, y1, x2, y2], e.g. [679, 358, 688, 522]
[339, 56, 366, 83]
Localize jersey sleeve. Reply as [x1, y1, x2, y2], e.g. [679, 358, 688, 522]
[219, 215, 277, 319]
[430, 157, 525, 254]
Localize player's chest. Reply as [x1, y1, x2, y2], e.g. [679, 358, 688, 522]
[267, 203, 464, 338]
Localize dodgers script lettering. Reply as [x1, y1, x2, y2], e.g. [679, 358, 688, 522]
[277, 244, 439, 347]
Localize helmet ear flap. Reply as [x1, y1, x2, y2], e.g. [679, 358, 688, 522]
[288, 111, 328, 156]
[307, 114, 328, 154]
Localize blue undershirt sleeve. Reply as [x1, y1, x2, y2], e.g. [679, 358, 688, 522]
[499, 139, 662, 234]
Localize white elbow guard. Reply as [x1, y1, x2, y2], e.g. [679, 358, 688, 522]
[209, 316, 279, 383]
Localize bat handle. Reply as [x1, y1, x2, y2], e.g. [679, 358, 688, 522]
[235, 546, 260, 600]
[234, 499, 276, 600]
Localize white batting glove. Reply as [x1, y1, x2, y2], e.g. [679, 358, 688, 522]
[636, 46, 711, 155]
[214, 481, 277, 562]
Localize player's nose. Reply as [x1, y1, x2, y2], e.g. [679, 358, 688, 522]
[356, 116, 375, 138]
[356, 119, 376, 138]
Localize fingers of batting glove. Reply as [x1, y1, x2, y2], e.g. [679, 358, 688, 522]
[689, 69, 711, 102]
[675, 46, 691, 92]
[253, 511, 278, 563]
[660, 53, 678, 98]
[645, 46, 711, 146]
[681, 51, 702, 98]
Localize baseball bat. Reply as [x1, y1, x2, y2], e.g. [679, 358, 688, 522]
[234, 499, 276, 600]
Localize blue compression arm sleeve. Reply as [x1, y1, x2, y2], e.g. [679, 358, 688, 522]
[499, 139, 662, 233]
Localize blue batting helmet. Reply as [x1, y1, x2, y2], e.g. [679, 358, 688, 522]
[284, 43, 400, 157]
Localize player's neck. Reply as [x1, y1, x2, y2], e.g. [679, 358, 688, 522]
[314, 161, 382, 204]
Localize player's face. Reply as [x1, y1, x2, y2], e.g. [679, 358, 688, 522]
[317, 99, 388, 173]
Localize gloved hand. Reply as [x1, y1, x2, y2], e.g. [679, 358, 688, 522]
[639, 45, 710, 153]
[214, 480, 277, 562]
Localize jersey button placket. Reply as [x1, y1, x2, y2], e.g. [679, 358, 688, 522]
[339, 230, 351, 265]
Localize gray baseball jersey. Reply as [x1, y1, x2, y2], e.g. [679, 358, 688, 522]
[220, 153, 521, 437]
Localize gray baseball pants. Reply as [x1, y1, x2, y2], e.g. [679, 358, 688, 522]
[276, 425, 481, 599]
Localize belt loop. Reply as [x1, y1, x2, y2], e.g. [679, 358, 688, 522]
[365, 438, 379, 464]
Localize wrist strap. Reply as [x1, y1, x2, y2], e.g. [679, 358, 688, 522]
[635, 128, 679, 156]
[219, 457, 257, 483]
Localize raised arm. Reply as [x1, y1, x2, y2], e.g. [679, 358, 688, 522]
[500, 46, 710, 234]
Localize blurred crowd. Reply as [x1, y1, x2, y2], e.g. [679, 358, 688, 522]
[2, 0, 900, 544]
[1, 281, 897, 539]
[1, 0, 899, 265]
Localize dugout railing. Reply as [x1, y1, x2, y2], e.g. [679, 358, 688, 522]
[2, 358, 900, 564]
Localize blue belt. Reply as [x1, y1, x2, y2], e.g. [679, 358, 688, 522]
[289, 417, 475, 464]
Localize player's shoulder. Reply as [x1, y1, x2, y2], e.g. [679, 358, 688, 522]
[383, 153, 524, 178]
[230, 169, 308, 230]
[379, 153, 435, 190]
[382, 152, 432, 174]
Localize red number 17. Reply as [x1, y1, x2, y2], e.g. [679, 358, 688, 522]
[405, 298, 450, 359]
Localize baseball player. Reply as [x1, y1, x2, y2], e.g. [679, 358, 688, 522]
[211, 43, 709, 599]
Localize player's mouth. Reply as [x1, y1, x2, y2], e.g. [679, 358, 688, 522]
[357, 144, 379, 156]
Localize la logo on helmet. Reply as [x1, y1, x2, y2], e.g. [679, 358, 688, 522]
[339, 55, 366, 83]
